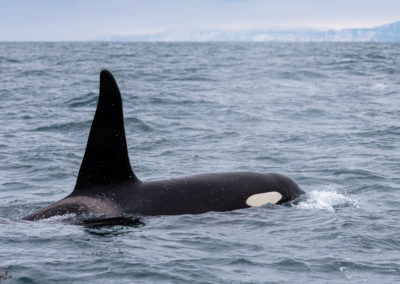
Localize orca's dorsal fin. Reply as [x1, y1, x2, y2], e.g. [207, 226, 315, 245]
[73, 70, 138, 193]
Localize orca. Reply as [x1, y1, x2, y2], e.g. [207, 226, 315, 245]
[22, 70, 304, 221]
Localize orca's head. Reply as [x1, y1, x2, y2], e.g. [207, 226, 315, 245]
[265, 173, 305, 204]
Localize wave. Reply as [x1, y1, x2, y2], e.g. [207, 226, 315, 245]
[295, 187, 359, 212]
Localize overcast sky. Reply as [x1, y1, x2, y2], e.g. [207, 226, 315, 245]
[1, 0, 399, 41]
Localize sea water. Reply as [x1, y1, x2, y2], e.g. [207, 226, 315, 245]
[0, 42, 399, 283]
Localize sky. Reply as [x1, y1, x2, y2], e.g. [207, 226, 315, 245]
[0, 0, 400, 41]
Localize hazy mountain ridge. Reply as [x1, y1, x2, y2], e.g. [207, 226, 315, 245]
[100, 21, 400, 42]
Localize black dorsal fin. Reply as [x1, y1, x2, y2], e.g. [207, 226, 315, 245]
[73, 70, 137, 193]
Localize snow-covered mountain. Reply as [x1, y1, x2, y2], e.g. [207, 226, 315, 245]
[99, 21, 400, 42]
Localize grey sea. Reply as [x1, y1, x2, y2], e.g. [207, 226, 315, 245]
[0, 42, 399, 283]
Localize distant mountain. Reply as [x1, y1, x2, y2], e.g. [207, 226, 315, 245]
[98, 21, 400, 42]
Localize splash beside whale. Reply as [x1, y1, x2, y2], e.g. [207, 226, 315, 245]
[22, 70, 304, 221]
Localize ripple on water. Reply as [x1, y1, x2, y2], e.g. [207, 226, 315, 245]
[1, 42, 400, 283]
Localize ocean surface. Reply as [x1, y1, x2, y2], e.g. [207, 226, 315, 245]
[0, 42, 399, 283]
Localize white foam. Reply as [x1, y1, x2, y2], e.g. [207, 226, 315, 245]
[295, 188, 359, 212]
[41, 213, 77, 222]
[371, 83, 386, 90]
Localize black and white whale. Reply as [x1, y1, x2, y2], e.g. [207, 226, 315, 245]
[22, 70, 304, 221]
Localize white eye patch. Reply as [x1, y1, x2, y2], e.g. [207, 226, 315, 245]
[246, 192, 282, 207]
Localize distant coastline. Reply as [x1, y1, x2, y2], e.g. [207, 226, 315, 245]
[96, 21, 400, 42]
